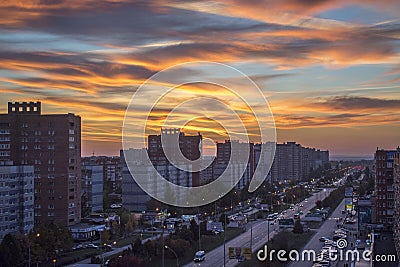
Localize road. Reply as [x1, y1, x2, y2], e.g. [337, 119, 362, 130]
[184, 187, 336, 267]
[288, 198, 346, 267]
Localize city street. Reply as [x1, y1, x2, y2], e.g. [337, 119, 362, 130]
[288, 198, 346, 267]
[184, 187, 336, 267]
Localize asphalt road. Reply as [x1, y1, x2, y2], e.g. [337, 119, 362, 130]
[288, 198, 346, 267]
[184, 187, 337, 267]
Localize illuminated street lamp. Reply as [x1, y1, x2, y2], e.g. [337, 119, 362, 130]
[165, 245, 179, 266]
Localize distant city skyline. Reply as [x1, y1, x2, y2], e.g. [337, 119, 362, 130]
[0, 1, 399, 157]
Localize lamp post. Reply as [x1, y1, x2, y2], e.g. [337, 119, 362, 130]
[52, 259, 56, 267]
[161, 209, 167, 267]
[223, 212, 226, 267]
[250, 212, 253, 251]
[28, 233, 40, 267]
[165, 245, 179, 266]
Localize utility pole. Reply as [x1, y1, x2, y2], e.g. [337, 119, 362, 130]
[161, 211, 166, 267]
[223, 213, 226, 267]
[198, 207, 201, 251]
[250, 212, 253, 251]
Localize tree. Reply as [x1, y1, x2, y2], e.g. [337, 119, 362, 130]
[293, 220, 304, 234]
[132, 238, 143, 256]
[189, 219, 199, 241]
[100, 230, 110, 244]
[28, 223, 73, 262]
[219, 213, 228, 226]
[109, 255, 146, 267]
[315, 200, 322, 210]
[0, 234, 23, 267]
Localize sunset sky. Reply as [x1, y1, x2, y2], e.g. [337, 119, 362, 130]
[0, 0, 399, 158]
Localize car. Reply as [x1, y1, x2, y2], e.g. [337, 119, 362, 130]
[269, 221, 274, 225]
[104, 244, 113, 251]
[86, 243, 99, 249]
[319, 237, 329, 242]
[300, 204, 304, 207]
[318, 260, 330, 266]
[194, 250, 206, 262]
[145, 227, 158, 232]
[72, 244, 83, 250]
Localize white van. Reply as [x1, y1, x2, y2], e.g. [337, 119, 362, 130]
[194, 250, 206, 262]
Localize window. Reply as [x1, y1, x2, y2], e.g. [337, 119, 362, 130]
[69, 136, 74, 142]
[69, 129, 75, 135]
[0, 151, 10, 157]
[0, 144, 10, 150]
[0, 130, 10, 134]
[34, 130, 41, 136]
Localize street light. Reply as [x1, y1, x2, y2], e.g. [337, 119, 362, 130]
[52, 259, 56, 267]
[28, 233, 41, 267]
[165, 245, 179, 266]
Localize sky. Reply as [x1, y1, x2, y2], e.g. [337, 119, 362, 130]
[0, 0, 399, 158]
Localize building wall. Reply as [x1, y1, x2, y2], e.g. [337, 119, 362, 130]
[0, 102, 81, 226]
[0, 164, 34, 241]
[269, 142, 329, 182]
[121, 149, 151, 212]
[81, 163, 103, 214]
[374, 148, 395, 230]
[393, 147, 400, 258]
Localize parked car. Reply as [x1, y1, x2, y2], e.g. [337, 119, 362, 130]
[319, 237, 329, 242]
[86, 243, 99, 249]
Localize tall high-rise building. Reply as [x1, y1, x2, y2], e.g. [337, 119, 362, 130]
[0, 162, 34, 241]
[0, 102, 81, 226]
[374, 148, 395, 230]
[214, 140, 254, 189]
[81, 158, 103, 216]
[269, 142, 329, 183]
[148, 128, 202, 186]
[121, 148, 151, 212]
[392, 147, 400, 257]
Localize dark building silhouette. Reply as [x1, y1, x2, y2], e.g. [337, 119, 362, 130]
[0, 102, 81, 226]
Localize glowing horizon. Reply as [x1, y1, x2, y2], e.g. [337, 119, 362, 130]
[0, 1, 399, 157]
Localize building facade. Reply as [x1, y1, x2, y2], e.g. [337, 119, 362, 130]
[270, 142, 329, 183]
[393, 147, 400, 258]
[0, 163, 34, 240]
[374, 148, 395, 230]
[121, 148, 151, 212]
[81, 160, 103, 216]
[0, 102, 81, 226]
[148, 129, 202, 186]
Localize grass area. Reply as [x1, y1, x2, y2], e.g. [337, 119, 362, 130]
[147, 228, 245, 267]
[237, 230, 315, 267]
[307, 221, 323, 229]
[52, 248, 99, 267]
[114, 233, 154, 247]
